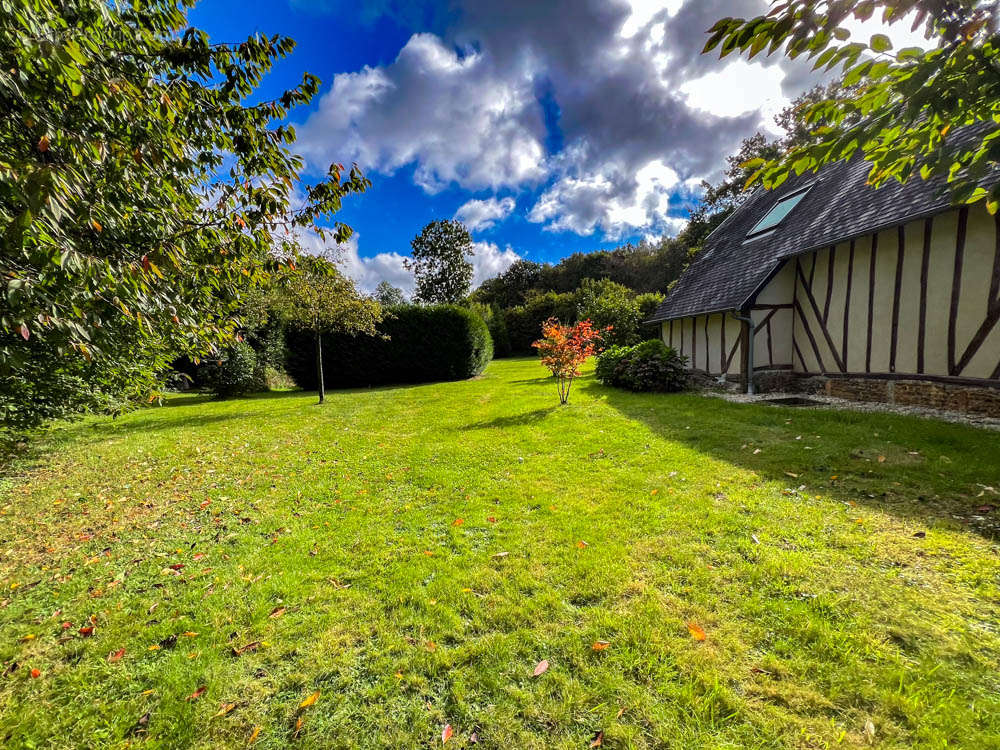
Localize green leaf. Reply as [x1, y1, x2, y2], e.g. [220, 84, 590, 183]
[869, 34, 892, 53]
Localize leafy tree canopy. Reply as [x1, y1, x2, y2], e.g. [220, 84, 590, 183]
[373, 280, 407, 307]
[705, 0, 1000, 212]
[1, 0, 367, 430]
[270, 254, 381, 403]
[406, 220, 474, 304]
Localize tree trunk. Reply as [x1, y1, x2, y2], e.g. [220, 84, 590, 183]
[316, 330, 325, 404]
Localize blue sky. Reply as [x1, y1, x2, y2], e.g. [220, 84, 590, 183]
[187, 1, 926, 295]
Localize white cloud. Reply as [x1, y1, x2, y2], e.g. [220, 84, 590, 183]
[295, 0, 934, 247]
[529, 158, 693, 239]
[295, 228, 521, 297]
[679, 59, 788, 129]
[471, 241, 522, 286]
[297, 33, 546, 193]
[619, 0, 683, 39]
[454, 196, 517, 231]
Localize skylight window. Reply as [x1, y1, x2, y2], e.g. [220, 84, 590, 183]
[746, 186, 811, 238]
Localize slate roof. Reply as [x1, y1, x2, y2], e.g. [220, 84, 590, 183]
[647, 133, 1000, 323]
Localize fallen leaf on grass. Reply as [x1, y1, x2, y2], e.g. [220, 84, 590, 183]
[186, 685, 206, 701]
[784, 472, 799, 478]
[232, 641, 261, 656]
[590, 730, 604, 746]
[108, 648, 125, 663]
[492, 551, 509, 558]
[183, 631, 198, 638]
[214, 702, 236, 717]
[78, 626, 94, 637]
[299, 690, 320, 708]
[268, 606, 285, 618]
[592, 641, 610, 651]
[426, 640, 437, 652]
[442, 724, 453, 743]
[687, 622, 707, 641]
[128, 712, 150, 737]
[576, 540, 589, 549]
[487, 517, 497, 523]
[532, 659, 549, 676]
[248, 726, 260, 744]
[452, 518, 464, 527]
[294, 716, 304, 738]
[877, 455, 886, 463]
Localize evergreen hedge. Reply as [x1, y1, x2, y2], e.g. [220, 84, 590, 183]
[285, 304, 493, 389]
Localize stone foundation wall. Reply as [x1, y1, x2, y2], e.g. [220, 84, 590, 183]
[750, 369, 1000, 416]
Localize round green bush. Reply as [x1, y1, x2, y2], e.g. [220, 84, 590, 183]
[284, 304, 493, 389]
[202, 342, 262, 398]
[594, 345, 632, 385]
[595, 339, 688, 392]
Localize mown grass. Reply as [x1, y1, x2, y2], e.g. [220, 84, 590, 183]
[1, 357, 999, 749]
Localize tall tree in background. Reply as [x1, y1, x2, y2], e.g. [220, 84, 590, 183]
[705, 0, 1000, 211]
[373, 280, 407, 306]
[270, 255, 381, 404]
[0, 0, 368, 434]
[406, 220, 474, 304]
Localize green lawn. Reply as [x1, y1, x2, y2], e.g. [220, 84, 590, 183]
[2, 358, 999, 749]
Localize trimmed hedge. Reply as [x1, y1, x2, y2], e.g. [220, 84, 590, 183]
[285, 304, 493, 389]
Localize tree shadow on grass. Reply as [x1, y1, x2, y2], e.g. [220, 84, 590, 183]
[459, 406, 559, 431]
[582, 379, 1000, 540]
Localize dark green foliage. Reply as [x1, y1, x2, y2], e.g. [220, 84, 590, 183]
[576, 278, 643, 348]
[467, 302, 512, 358]
[472, 260, 543, 308]
[1, 0, 367, 437]
[285, 305, 492, 389]
[406, 220, 474, 303]
[202, 342, 262, 398]
[373, 280, 407, 306]
[636, 292, 665, 320]
[593, 345, 632, 387]
[470, 241, 692, 310]
[595, 339, 688, 392]
[503, 291, 579, 355]
[1, 333, 166, 435]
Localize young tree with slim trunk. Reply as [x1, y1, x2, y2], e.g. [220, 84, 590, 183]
[271, 256, 382, 404]
[533, 318, 609, 405]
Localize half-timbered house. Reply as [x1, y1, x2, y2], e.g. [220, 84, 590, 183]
[646, 153, 1000, 415]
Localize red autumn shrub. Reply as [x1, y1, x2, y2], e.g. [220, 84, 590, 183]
[532, 317, 609, 404]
